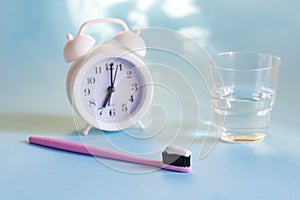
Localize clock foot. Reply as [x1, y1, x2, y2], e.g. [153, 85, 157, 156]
[82, 124, 93, 135]
[135, 121, 145, 129]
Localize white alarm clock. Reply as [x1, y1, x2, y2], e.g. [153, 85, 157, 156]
[63, 18, 153, 134]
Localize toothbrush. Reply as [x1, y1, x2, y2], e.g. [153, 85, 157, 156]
[28, 136, 192, 173]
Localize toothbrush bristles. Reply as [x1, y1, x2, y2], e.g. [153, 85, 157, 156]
[162, 151, 191, 167]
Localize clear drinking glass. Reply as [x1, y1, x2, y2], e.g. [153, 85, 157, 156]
[208, 52, 281, 143]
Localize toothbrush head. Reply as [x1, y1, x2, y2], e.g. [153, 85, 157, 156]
[162, 145, 192, 172]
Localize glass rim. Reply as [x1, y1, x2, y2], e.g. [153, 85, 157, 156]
[207, 51, 281, 71]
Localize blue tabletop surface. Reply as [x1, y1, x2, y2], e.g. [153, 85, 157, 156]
[1, 1, 300, 200]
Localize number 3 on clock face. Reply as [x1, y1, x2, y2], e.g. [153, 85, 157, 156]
[71, 53, 153, 131]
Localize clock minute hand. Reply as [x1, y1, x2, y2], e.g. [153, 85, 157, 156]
[112, 64, 119, 86]
[109, 63, 114, 87]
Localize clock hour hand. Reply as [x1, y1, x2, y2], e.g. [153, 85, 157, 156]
[102, 86, 115, 108]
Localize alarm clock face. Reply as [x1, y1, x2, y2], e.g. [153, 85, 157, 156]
[72, 51, 153, 131]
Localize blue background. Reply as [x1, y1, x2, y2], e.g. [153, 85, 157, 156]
[0, 0, 299, 199]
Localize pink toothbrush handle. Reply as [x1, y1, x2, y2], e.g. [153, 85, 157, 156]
[28, 136, 191, 173]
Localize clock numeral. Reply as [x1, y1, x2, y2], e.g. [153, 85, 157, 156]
[98, 107, 103, 116]
[106, 63, 114, 71]
[95, 66, 102, 74]
[84, 88, 90, 96]
[126, 70, 132, 78]
[118, 64, 122, 71]
[122, 104, 128, 112]
[109, 108, 116, 116]
[86, 77, 96, 84]
[89, 99, 96, 107]
[129, 95, 134, 103]
[131, 83, 138, 91]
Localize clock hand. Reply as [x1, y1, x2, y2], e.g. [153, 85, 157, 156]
[108, 63, 115, 106]
[109, 63, 114, 87]
[102, 63, 119, 108]
[102, 63, 115, 108]
[112, 64, 119, 86]
[102, 86, 115, 108]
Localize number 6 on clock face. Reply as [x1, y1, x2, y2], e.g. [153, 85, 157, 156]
[69, 50, 153, 131]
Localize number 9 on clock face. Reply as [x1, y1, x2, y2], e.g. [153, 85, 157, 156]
[71, 54, 153, 131]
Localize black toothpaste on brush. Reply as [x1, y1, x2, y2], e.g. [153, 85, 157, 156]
[162, 145, 191, 167]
